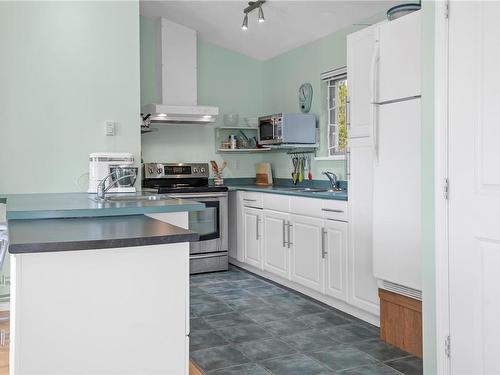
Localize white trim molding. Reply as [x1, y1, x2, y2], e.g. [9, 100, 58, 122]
[321, 66, 347, 81]
[434, 1, 451, 374]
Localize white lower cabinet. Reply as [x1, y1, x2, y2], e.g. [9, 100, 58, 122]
[324, 219, 348, 302]
[262, 210, 290, 279]
[290, 215, 324, 294]
[11, 243, 190, 375]
[243, 207, 263, 269]
[233, 192, 379, 323]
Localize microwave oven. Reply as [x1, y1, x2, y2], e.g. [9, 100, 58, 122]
[258, 113, 316, 145]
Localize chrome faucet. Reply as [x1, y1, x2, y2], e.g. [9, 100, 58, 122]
[97, 171, 136, 200]
[322, 171, 339, 191]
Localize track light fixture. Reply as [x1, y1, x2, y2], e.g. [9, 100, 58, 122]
[241, 0, 266, 31]
[258, 5, 265, 23]
[241, 13, 248, 30]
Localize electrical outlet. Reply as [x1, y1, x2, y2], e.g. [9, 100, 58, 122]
[228, 160, 239, 169]
[105, 121, 116, 136]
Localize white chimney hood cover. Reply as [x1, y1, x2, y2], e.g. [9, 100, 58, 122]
[143, 19, 219, 125]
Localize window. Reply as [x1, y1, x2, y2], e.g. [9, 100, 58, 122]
[321, 67, 348, 158]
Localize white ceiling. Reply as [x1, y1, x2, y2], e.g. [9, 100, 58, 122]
[140, 1, 398, 61]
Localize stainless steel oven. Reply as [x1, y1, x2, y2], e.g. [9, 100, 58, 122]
[142, 162, 229, 274]
[166, 192, 228, 274]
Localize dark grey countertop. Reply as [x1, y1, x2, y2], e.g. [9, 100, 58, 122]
[8, 215, 199, 254]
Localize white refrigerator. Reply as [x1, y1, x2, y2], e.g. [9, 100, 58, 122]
[372, 10, 422, 294]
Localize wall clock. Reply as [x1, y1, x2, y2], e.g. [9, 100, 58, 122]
[299, 82, 313, 113]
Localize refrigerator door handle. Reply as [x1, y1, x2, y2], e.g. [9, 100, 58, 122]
[370, 42, 380, 163]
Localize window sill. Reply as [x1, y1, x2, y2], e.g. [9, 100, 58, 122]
[315, 155, 346, 161]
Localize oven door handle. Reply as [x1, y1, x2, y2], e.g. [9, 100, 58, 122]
[190, 253, 226, 260]
[167, 193, 228, 199]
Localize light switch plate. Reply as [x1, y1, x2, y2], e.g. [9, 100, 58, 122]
[105, 121, 116, 136]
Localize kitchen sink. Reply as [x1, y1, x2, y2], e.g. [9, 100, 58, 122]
[280, 187, 347, 193]
[311, 189, 346, 195]
[92, 194, 171, 202]
[280, 187, 330, 193]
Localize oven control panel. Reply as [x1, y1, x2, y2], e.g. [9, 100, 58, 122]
[143, 163, 209, 179]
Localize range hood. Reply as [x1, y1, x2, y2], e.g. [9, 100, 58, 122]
[142, 18, 219, 128]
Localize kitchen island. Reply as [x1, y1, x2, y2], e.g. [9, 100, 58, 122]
[3, 193, 204, 375]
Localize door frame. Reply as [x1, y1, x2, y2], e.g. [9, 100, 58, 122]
[434, 1, 450, 373]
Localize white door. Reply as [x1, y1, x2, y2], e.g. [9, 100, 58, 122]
[290, 215, 324, 293]
[378, 10, 421, 102]
[347, 23, 380, 138]
[243, 207, 263, 269]
[324, 219, 348, 301]
[448, 2, 500, 373]
[348, 138, 379, 314]
[263, 210, 290, 279]
[373, 99, 421, 291]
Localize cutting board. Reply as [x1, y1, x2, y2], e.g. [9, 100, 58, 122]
[255, 163, 273, 186]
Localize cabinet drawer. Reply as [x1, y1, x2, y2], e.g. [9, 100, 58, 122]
[322, 200, 348, 221]
[290, 197, 323, 218]
[263, 193, 290, 212]
[241, 192, 263, 208]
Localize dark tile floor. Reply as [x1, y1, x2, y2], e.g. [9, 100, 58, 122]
[190, 266, 423, 375]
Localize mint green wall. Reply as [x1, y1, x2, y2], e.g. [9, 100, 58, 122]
[0, 1, 141, 194]
[421, 1, 436, 373]
[140, 15, 158, 109]
[261, 22, 375, 179]
[140, 16, 265, 177]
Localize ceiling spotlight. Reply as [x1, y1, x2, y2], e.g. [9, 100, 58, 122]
[258, 6, 265, 23]
[242, 13, 248, 30]
[241, 0, 266, 30]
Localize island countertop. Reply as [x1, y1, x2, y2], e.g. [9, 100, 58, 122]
[2, 192, 205, 220]
[8, 215, 199, 254]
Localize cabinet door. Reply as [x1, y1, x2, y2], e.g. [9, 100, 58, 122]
[348, 138, 379, 315]
[347, 23, 379, 138]
[373, 99, 421, 290]
[379, 11, 421, 102]
[290, 215, 324, 293]
[243, 207, 263, 269]
[263, 210, 290, 279]
[324, 220, 348, 301]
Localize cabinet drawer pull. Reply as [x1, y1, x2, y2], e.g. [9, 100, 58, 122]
[243, 199, 257, 202]
[321, 208, 344, 213]
[326, 218, 347, 223]
[282, 220, 287, 247]
[287, 222, 292, 248]
[256, 217, 260, 240]
[321, 228, 327, 259]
